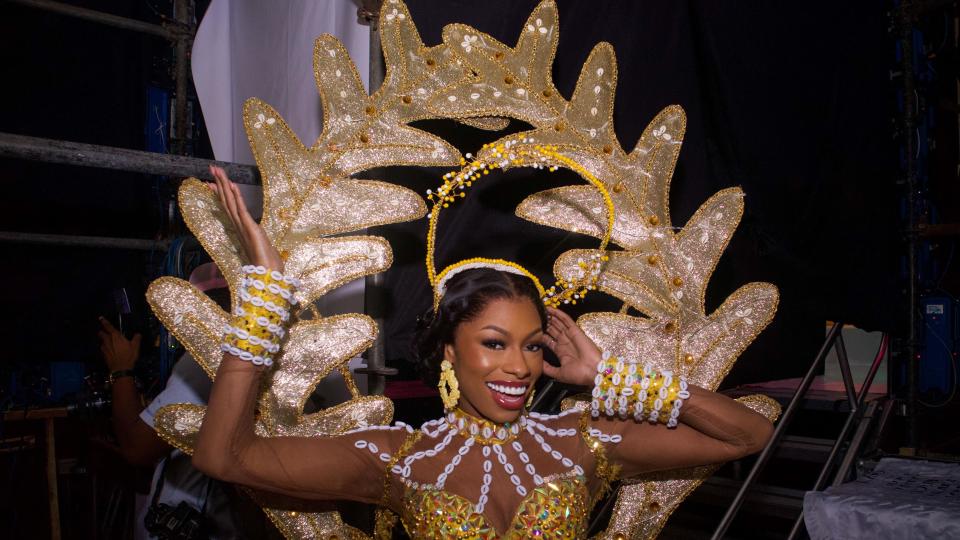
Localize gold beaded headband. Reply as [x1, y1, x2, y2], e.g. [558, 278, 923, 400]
[426, 136, 615, 311]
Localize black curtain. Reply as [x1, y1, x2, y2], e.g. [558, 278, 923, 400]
[378, 0, 900, 386]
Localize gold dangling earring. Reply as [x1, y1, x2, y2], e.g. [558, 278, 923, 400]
[525, 387, 537, 410]
[438, 360, 460, 410]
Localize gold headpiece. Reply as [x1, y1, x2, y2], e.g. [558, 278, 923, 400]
[426, 141, 614, 310]
[148, 1, 781, 538]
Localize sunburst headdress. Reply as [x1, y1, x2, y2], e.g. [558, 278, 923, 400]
[147, 1, 782, 538]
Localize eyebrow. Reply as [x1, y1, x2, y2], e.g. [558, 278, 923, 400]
[482, 325, 544, 340]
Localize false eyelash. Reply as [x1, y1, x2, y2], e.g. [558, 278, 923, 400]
[483, 340, 506, 350]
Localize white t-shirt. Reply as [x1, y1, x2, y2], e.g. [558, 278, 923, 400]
[137, 355, 238, 539]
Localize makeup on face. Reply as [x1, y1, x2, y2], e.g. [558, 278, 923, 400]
[446, 297, 545, 423]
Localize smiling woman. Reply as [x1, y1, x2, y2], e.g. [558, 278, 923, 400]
[189, 167, 776, 538]
[412, 268, 547, 423]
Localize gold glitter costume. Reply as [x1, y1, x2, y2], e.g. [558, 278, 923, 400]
[147, 1, 782, 538]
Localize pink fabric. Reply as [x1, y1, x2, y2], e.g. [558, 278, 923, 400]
[189, 262, 228, 292]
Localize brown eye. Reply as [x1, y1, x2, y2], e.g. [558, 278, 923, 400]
[483, 339, 505, 350]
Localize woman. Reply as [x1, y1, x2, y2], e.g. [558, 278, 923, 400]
[194, 166, 774, 538]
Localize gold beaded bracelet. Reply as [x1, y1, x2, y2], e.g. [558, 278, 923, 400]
[221, 265, 301, 367]
[590, 352, 690, 428]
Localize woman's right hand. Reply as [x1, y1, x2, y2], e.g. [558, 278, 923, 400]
[209, 165, 283, 271]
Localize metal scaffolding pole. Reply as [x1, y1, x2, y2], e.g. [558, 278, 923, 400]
[0, 132, 260, 184]
[7, 0, 177, 40]
[171, 0, 193, 155]
[356, 0, 395, 395]
[899, 0, 920, 449]
[0, 232, 168, 251]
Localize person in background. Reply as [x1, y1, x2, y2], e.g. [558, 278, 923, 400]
[99, 263, 264, 539]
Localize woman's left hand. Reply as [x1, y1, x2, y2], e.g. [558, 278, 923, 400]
[542, 307, 603, 386]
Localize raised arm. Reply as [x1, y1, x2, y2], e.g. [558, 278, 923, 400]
[543, 307, 773, 477]
[600, 384, 773, 477]
[191, 167, 393, 503]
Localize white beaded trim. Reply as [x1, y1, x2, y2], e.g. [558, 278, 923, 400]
[241, 264, 302, 288]
[392, 410, 613, 511]
[220, 343, 273, 367]
[591, 354, 689, 426]
[222, 266, 302, 367]
[436, 261, 530, 298]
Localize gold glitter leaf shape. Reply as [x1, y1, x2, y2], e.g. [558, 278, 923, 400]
[154, 403, 206, 454]
[566, 255, 676, 320]
[177, 179, 247, 306]
[146, 277, 230, 378]
[280, 395, 394, 438]
[576, 281, 779, 386]
[285, 236, 393, 307]
[516, 105, 687, 252]
[241, 97, 431, 250]
[284, 177, 427, 247]
[555, 188, 751, 321]
[458, 117, 511, 131]
[260, 314, 378, 429]
[433, 0, 559, 125]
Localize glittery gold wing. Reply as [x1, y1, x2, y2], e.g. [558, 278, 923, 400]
[242, 97, 431, 251]
[429, 0, 683, 252]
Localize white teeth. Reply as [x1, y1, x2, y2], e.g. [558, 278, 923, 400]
[486, 382, 527, 396]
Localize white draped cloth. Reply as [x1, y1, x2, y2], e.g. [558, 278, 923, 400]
[804, 458, 960, 540]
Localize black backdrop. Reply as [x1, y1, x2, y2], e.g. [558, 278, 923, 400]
[378, 0, 901, 386]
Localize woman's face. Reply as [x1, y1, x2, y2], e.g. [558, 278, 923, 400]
[444, 295, 545, 424]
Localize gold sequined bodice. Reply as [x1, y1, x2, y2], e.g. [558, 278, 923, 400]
[351, 409, 621, 539]
[401, 475, 589, 539]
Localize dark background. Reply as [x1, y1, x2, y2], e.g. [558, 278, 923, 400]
[380, 0, 902, 387]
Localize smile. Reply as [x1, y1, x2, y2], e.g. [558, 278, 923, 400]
[485, 381, 528, 396]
